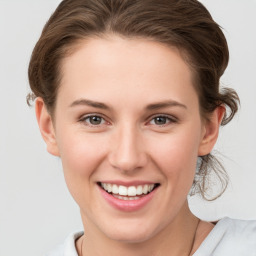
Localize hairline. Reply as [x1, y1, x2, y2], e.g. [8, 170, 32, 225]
[50, 32, 203, 119]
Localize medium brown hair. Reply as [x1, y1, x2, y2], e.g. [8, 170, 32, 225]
[27, 0, 240, 200]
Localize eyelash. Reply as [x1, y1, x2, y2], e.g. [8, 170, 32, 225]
[147, 114, 177, 127]
[79, 114, 108, 127]
[78, 114, 177, 128]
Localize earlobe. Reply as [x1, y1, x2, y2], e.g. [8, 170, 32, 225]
[35, 98, 60, 156]
[198, 106, 225, 156]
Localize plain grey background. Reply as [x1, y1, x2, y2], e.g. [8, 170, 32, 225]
[0, 0, 256, 255]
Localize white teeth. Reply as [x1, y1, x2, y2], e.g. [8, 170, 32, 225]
[107, 183, 112, 193]
[143, 185, 149, 194]
[112, 184, 119, 194]
[100, 183, 156, 196]
[112, 194, 140, 200]
[119, 185, 127, 196]
[127, 186, 136, 196]
[136, 185, 143, 195]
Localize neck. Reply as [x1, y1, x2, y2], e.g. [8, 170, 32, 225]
[79, 202, 199, 256]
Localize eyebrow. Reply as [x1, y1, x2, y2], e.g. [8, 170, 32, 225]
[69, 98, 110, 110]
[145, 100, 187, 110]
[69, 98, 187, 111]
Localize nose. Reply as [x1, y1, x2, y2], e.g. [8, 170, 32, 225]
[108, 124, 148, 173]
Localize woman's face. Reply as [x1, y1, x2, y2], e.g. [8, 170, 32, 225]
[38, 36, 217, 242]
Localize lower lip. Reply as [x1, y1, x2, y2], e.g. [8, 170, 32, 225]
[98, 185, 158, 212]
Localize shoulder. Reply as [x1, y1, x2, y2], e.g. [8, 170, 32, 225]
[194, 217, 256, 256]
[218, 217, 256, 244]
[44, 231, 83, 256]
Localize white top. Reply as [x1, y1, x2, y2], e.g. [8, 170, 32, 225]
[194, 217, 256, 256]
[45, 217, 256, 256]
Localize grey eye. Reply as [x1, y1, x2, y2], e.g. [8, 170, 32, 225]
[87, 116, 104, 125]
[152, 116, 168, 125]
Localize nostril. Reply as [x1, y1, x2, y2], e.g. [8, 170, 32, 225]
[108, 154, 148, 173]
[108, 135, 148, 172]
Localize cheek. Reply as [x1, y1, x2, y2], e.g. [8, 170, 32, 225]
[57, 131, 106, 175]
[56, 132, 107, 202]
[148, 127, 201, 186]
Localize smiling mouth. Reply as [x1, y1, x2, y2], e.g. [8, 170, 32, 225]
[98, 182, 160, 200]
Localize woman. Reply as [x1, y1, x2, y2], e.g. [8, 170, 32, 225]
[27, 0, 256, 255]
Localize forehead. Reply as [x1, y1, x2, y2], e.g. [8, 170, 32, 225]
[58, 36, 198, 109]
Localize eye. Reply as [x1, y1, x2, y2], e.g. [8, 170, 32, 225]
[80, 115, 107, 126]
[148, 115, 176, 126]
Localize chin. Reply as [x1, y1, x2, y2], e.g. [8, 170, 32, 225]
[107, 230, 154, 244]
[100, 219, 162, 244]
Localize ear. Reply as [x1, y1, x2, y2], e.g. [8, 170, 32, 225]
[35, 97, 60, 156]
[198, 106, 225, 156]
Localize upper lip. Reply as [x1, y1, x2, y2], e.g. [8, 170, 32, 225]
[98, 180, 159, 186]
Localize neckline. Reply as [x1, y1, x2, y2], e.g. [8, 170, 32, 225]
[192, 217, 230, 255]
[73, 218, 228, 256]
